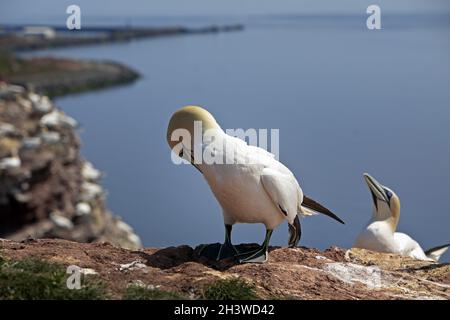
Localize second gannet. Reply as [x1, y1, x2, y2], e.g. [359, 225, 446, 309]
[167, 106, 345, 263]
[353, 173, 449, 262]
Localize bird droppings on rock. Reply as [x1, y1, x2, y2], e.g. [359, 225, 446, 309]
[78, 267, 98, 276]
[119, 260, 148, 272]
[0, 84, 141, 250]
[323, 262, 383, 289]
[128, 280, 161, 290]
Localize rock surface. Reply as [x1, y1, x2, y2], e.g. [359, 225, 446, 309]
[0, 83, 141, 249]
[0, 238, 448, 300]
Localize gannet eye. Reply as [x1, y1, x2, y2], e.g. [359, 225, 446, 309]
[385, 189, 393, 200]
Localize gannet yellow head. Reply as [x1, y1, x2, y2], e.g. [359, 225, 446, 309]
[363, 173, 400, 231]
[167, 106, 221, 168]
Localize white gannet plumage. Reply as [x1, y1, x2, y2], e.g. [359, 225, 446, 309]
[167, 106, 344, 263]
[353, 173, 449, 262]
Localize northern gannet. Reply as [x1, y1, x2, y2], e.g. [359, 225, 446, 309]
[29, 93, 53, 114]
[80, 182, 103, 202]
[75, 202, 92, 216]
[40, 110, 78, 129]
[167, 106, 345, 263]
[353, 173, 449, 262]
[82, 161, 102, 181]
[0, 156, 21, 170]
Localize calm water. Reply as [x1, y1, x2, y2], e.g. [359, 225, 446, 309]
[24, 15, 450, 261]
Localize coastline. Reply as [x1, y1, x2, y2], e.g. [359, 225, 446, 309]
[0, 53, 139, 97]
[0, 23, 244, 97]
[0, 24, 244, 52]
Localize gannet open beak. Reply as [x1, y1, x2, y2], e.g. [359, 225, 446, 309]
[364, 173, 389, 205]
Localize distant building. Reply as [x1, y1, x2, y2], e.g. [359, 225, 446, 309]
[22, 26, 56, 39]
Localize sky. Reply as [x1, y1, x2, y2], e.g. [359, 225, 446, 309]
[1, 0, 450, 24]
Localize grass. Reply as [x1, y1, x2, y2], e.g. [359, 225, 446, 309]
[0, 255, 259, 300]
[123, 285, 187, 300]
[0, 51, 22, 75]
[0, 255, 105, 300]
[201, 278, 259, 300]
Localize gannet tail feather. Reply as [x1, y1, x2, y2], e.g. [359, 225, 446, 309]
[424, 243, 450, 262]
[288, 215, 301, 248]
[301, 196, 345, 224]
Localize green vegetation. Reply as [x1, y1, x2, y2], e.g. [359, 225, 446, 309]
[0, 255, 260, 300]
[0, 255, 105, 300]
[123, 285, 187, 300]
[0, 51, 23, 75]
[201, 278, 259, 300]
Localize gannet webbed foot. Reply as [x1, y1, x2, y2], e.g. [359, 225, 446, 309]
[198, 224, 240, 261]
[238, 229, 273, 264]
[198, 242, 239, 260]
[237, 247, 268, 263]
[234, 246, 262, 259]
[216, 241, 239, 260]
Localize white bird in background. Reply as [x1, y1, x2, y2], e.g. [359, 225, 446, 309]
[353, 173, 449, 262]
[167, 106, 344, 263]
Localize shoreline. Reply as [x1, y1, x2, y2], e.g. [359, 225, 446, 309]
[0, 23, 244, 97]
[0, 24, 244, 52]
[0, 53, 140, 97]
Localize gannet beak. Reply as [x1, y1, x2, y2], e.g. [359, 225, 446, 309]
[302, 196, 345, 224]
[180, 145, 203, 174]
[364, 173, 388, 205]
[288, 215, 301, 248]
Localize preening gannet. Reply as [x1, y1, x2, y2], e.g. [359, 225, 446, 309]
[167, 106, 345, 263]
[353, 173, 449, 262]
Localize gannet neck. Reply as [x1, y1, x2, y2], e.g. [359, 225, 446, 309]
[389, 194, 400, 230]
[364, 174, 400, 233]
[370, 200, 400, 233]
[202, 127, 226, 147]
